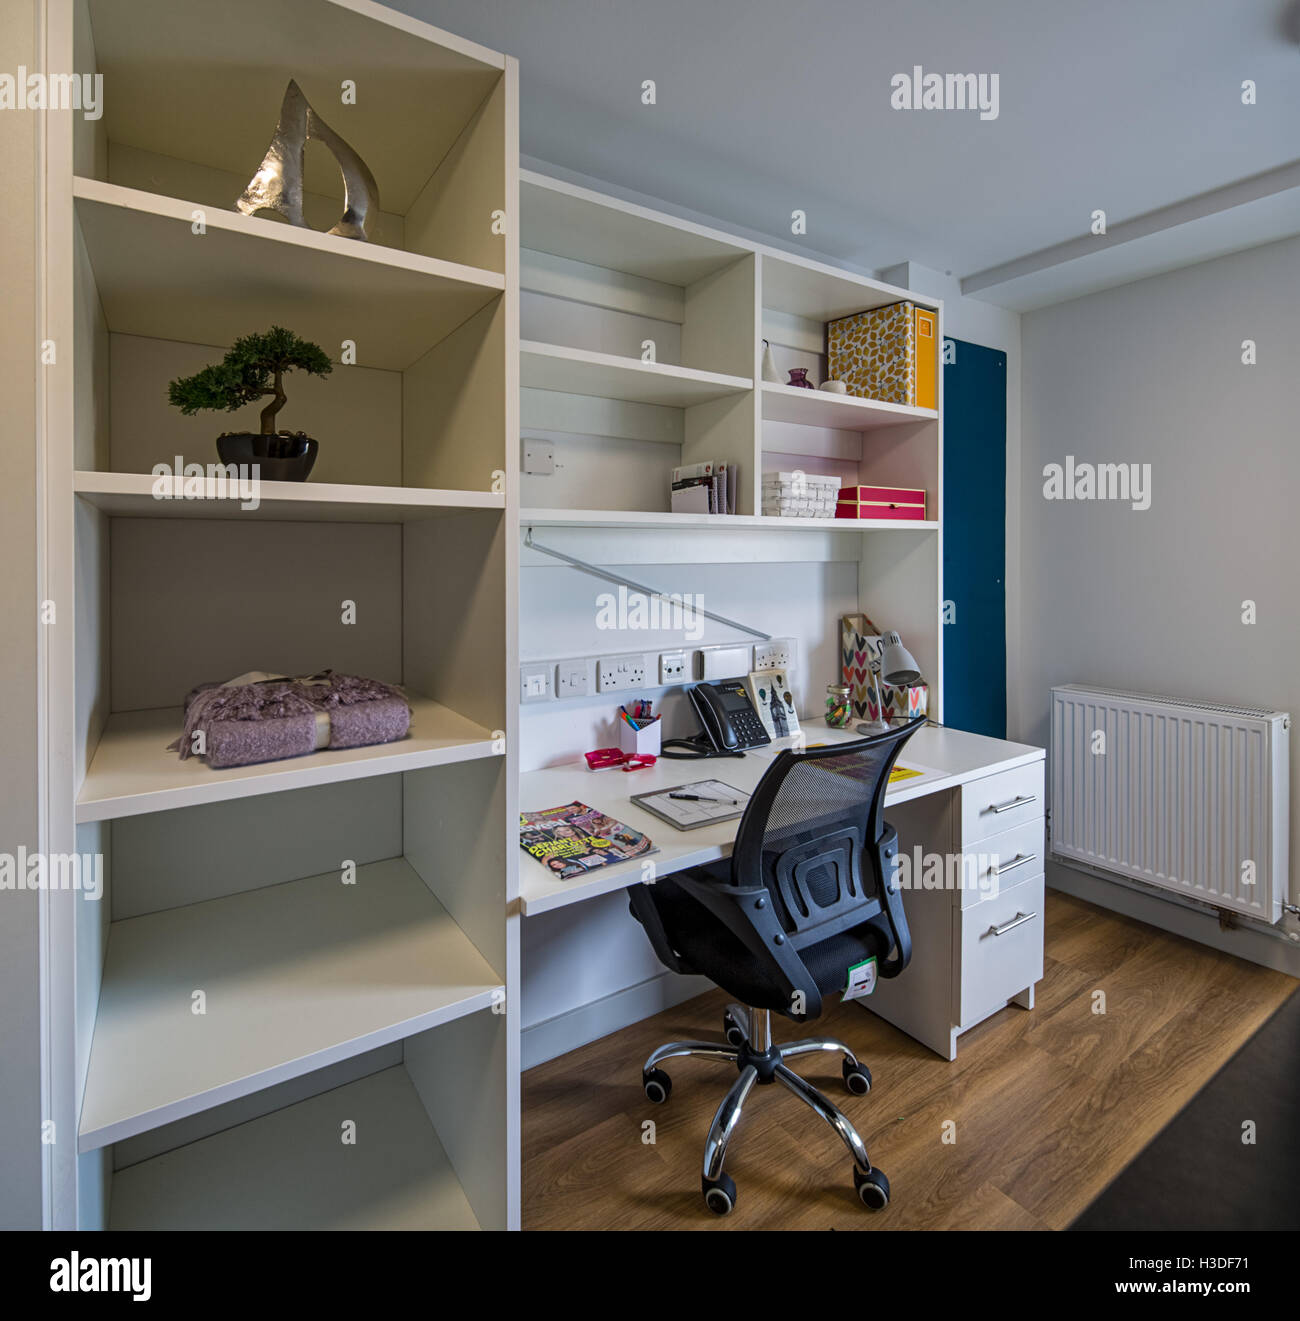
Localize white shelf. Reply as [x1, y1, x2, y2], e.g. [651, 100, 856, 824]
[762, 382, 937, 431]
[89, 0, 505, 218]
[74, 470, 505, 523]
[80, 859, 502, 1150]
[109, 1065, 481, 1230]
[76, 695, 500, 823]
[521, 170, 752, 285]
[521, 340, 752, 408]
[74, 179, 504, 371]
[521, 507, 938, 532]
[761, 249, 935, 323]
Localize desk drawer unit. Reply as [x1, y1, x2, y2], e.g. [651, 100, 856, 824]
[960, 762, 1044, 841]
[957, 817, 1044, 909]
[954, 873, 1045, 1030]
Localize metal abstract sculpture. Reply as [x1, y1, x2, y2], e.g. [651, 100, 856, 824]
[236, 79, 378, 242]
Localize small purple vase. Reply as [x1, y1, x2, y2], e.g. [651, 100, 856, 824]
[787, 367, 814, 389]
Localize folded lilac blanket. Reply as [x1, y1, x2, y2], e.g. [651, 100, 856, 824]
[170, 672, 411, 769]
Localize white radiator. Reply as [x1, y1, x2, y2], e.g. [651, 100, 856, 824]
[1050, 685, 1291, 924]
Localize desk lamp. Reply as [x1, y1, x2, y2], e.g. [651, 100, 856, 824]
[856, 630, 921, 735]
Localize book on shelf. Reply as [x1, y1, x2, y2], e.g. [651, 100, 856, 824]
[670, 461, 736, 516]
[519, 801, 657, 881]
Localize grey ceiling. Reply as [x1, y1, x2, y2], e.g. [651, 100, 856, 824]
[394, 0, 1300, 296]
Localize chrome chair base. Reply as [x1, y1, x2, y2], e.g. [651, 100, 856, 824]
[641, 1004, 891, 1216]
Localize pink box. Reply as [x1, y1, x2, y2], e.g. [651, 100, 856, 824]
[835, 485, 927, 521]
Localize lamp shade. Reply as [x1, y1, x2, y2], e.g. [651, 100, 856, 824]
[879, 631, 920, 686]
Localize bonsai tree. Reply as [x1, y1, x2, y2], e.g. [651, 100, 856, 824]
[168, 326, 332, 438]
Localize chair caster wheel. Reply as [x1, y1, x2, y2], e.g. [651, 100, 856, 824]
[842, 1060, 872, 1095]
[702, 1171, 737, 1216]
[723, 1012, 745, 1048]
[854, 1166, 890, 1210]
[642, 1068, 671, 1104]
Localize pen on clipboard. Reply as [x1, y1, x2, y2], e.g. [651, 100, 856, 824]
[669, 792, 741, 805]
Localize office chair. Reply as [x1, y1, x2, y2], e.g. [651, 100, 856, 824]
[628, 717, 924, 1216]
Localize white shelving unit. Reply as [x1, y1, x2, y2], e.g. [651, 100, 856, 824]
[521, 340, 753, 408]
[518, 169, 945, 707]
[75, 696, 500, 822]
[73, 178, 505, 369]
[521, 507, 939, 533]
[109, 1066, 483, 1231]
[35, 0, 948, 1236]
[74, 470, 505, 524]
[41, 0, 520, 1231]
[760, 381, 936, 431]
[79, 858, 503, 1149]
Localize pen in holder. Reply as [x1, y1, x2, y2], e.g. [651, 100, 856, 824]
[618, 715, 662, 758]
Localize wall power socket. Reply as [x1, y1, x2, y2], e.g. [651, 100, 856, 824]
[753, 638, 797, 672]
[597, 654, 647, 693]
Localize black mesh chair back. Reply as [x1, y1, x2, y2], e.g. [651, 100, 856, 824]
[731, 718, 923, 975]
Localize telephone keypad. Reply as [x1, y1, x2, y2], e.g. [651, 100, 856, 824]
[731, 709, 770, 747]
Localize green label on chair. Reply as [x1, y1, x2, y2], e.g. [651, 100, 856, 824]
[844, 956, 878, 1001]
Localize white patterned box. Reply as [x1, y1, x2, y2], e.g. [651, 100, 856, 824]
[762, 471, 841, 518]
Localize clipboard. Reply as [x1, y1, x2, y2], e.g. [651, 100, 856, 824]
[631, 780, 749, 831]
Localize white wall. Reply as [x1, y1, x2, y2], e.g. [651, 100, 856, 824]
[0, 0, 44, 1229]
[1018, 234, 1300, 949]
[518, 557, 858, 770]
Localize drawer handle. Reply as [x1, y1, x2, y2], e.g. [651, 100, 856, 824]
[988, 910, 1035, 937]
[989, 851, 1037, 877]
[989, 793, 1037, 814]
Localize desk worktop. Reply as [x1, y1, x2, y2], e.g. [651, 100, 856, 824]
[517, 721, 1044, 916]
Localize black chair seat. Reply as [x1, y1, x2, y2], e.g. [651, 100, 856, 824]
[644, 869, 892, 1015]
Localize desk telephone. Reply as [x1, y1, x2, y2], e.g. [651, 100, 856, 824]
[660, 680, 772, 759]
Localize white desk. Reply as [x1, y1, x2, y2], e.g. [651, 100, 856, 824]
[519, 721, 1039, 911]
[518, 720, 1047, 1059]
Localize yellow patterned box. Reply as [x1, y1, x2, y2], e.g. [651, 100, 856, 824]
[826, 301, 936, 408]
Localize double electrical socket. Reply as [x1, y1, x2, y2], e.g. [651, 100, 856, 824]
[753, 638, 797, 672]
[596, 654, 647, 693]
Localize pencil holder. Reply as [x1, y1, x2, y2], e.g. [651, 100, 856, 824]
[618, 718, 662, 758]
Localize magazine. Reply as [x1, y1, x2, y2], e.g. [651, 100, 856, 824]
[812, 754, 930, 787]
[520, 801, 658, 881]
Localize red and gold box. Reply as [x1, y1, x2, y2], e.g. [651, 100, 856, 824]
[835, 485, 927, 521]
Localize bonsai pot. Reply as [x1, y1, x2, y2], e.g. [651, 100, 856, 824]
[216, 431, 318, 482]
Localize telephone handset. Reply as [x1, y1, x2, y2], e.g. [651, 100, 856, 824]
[660, 680, 772, 759]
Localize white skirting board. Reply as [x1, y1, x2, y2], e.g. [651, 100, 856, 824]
[521, 971, 712, 1070]
[1046, 862, 1300, 977]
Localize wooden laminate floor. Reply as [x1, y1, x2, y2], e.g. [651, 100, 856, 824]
[522, 891, 1296, 1230]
